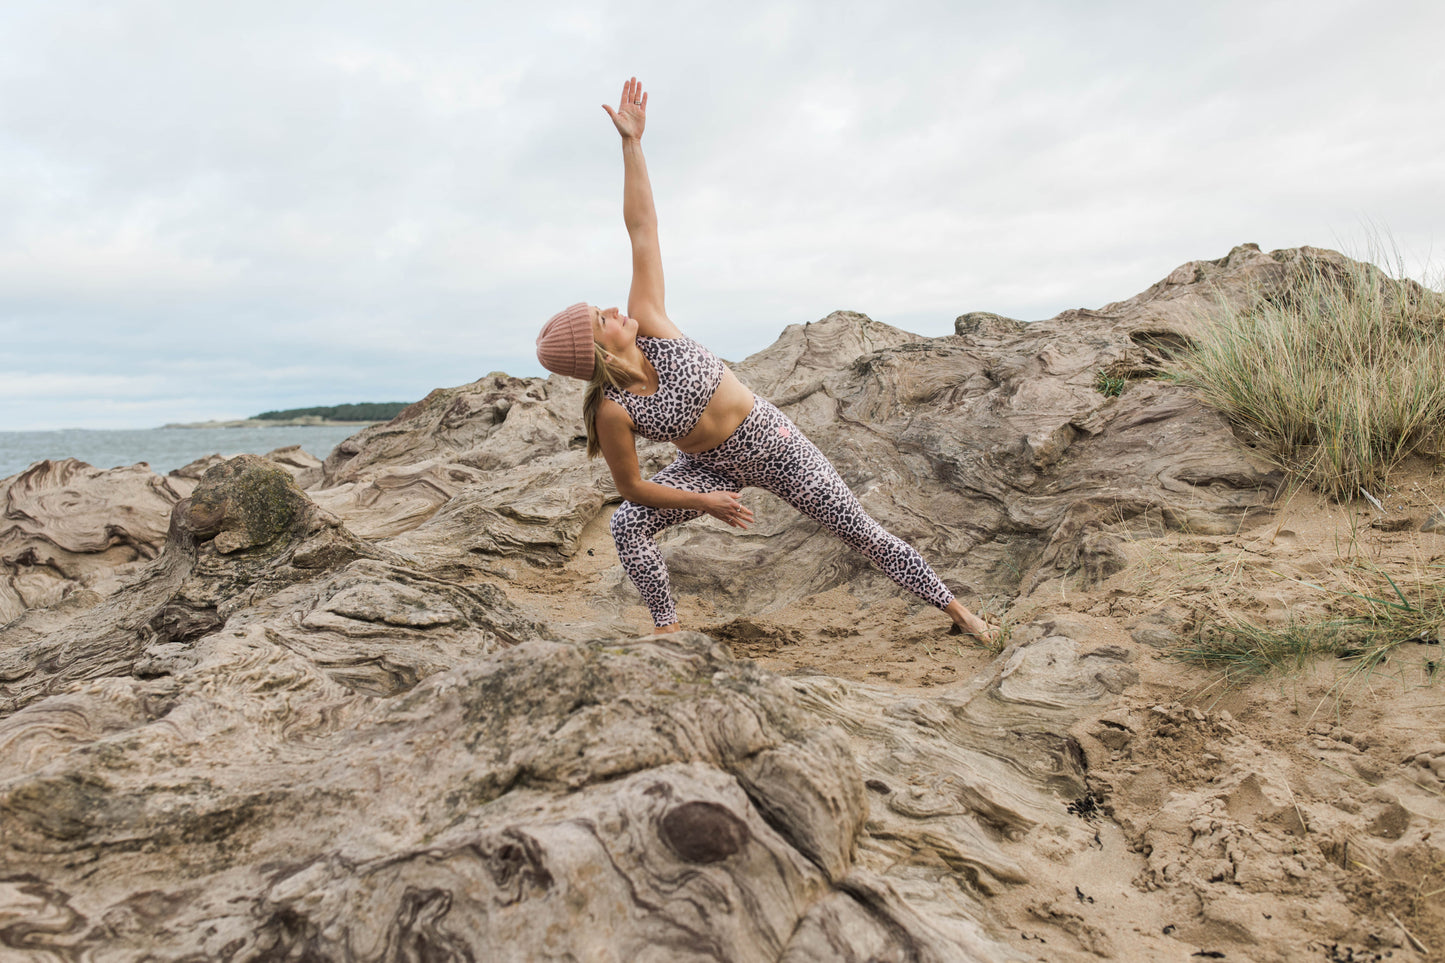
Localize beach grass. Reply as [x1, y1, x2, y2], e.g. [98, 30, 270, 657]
[1168, 245, 1445, 500]
[1094, 370, 1128, 397]
[1175, 561, 1445, 681]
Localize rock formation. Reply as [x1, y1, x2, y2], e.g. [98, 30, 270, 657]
[319, 247, 1287, 620]
[0, 459, 185, 625]
[2, 245, 1441, 960]
[0, 447, 341, 629]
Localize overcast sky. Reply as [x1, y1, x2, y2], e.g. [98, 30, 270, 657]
[1, 0, 1441, 430]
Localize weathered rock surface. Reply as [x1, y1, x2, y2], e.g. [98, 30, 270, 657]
[0, 453, 1125, 958]
[6, 245, 1433, 959]
[304, 246, 1292, 621]
[305, 374, 592, 540]
[0, 528, 1124, 959]
[262, 444, 325, 489]
[0, 459, 185, 625]
[0, 456, 545, 713]
[0, 447, 338, 630]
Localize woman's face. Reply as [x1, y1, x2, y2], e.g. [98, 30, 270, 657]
[591, 305, 637, 354]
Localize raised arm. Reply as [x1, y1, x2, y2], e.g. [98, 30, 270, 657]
[602, 77, 681, 340]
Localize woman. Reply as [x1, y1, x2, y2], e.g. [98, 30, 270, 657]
[536, 78, 995, 641]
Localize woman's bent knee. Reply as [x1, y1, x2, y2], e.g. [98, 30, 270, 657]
[609, 501, 643, 544]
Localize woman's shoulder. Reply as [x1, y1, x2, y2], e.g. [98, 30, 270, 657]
[632, 312, 684, 341]
[596, 391, 634, 424]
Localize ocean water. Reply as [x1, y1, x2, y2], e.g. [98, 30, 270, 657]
[0, 425, 369, 480]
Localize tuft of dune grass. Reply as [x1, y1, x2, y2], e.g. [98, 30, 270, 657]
[1170, 246, 1445, 500]
[1175, 562, 1445, 683]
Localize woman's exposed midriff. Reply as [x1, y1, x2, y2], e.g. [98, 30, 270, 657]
[673, 367, 757, 453]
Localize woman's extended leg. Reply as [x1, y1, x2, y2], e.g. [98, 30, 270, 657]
[707, 400, 993, 638]
[762, 445, 956, 608]
[608, 454, 741, 630]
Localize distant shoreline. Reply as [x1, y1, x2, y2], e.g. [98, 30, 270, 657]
[158, 419, 381, 429]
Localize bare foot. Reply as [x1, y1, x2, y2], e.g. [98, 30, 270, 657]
[943, 600, 997, 644]
[948, 619, 998, 643]
[653, 622, 681, 635]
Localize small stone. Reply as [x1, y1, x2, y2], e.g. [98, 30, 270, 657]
[1097, 708, 1135, 731]
[1128, 607, 1185, 649]
[954, 311, 1028, 338]
[1351, 756, 1386, 782]
[1274, 805, 1308, 836]
[1130, 624, 1178, 648]
[1370, 514, 1422, 532]
[660, 801, 751, 864]
[1036, 615, 1096, 641]
[1096, 728, 1133, 750]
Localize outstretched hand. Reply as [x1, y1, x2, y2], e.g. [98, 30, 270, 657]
[699, 490, 753, 530]
[602, 76, 647, 141]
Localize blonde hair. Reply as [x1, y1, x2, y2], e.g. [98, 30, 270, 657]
[582, 343, 627, 459]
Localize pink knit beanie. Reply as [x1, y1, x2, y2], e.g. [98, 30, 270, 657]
[536, 302, 595, 380]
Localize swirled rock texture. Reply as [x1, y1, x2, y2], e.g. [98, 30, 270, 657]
[4, 245, 1438, 960]
[1, 579, 1120, 960]
[314, 245, 1290, 622]
[0, 455, 545, 714]
[0, 459, 185, 625]
[0, 447, 336, 629]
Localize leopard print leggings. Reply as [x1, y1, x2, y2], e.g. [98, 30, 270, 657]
[609, 396, 957, 626]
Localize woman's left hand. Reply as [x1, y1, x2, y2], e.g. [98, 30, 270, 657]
[602, 76, 647, 141]
[698, 490, 753, 530]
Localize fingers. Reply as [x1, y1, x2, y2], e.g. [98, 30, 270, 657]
[724, 492, 753, 529]
[705, 491, 753, 529]
[617, 77, 646, 111]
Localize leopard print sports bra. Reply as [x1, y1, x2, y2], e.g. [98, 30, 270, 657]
[604, 335, 726, 443]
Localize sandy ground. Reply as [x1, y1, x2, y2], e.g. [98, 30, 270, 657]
[496, 463, 1445, 961]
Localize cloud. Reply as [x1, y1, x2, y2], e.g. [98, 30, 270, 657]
[0, 0, 1441, 429]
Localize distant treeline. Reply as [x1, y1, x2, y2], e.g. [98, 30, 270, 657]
[252, 402, 410, 422]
